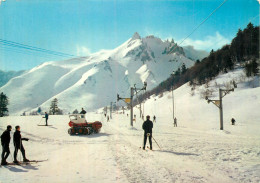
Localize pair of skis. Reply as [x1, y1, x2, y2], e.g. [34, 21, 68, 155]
[140, 133, 162, 150]
[1, 159, 48, 166]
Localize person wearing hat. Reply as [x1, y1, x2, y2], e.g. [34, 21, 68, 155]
[1, 125, 12, 165]
[142, 115, 153, 150]
[13, 126, 29, 163]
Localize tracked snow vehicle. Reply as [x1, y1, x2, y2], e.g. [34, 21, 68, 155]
[68, 114, 102, 135]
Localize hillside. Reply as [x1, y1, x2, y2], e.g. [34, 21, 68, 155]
[0, 33, 205, 115]
[136, 23, 259, 104]
[0, 68, 259, 183]
[0, 70, 25, 87]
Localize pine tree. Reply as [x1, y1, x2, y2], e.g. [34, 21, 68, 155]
[245, 59, 259, 77]
[0, 92, 9, 117]
[37, 107, 42, 114]
[181, 63, 187, 74]
[73, 109, 78, 114]
[49, 98, 59, 115]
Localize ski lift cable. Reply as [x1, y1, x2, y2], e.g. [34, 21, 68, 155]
[0, 46, 59, 60]
[0, 38, 76, 57]
[0, 41, 74, 58]
[168, 0, 229, 54]
[0, 44, 89, 63]
[201, 13, 260, 53]
[0, 39, 75, 57]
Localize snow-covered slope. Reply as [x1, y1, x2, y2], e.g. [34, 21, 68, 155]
[0, 70, 25, 87]
[0, 33, 196, 115]
[0, 68, 259, 183]
[140, 68, 260, 135]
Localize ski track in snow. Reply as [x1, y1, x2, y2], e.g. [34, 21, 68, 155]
[0, 114, 259, 183]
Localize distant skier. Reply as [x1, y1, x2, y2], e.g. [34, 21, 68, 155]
[153, 115, 156, 123]
[107, 116, 110, 122]
[142, 115, 153, 150]
[1, 125, 12, 165]
[127, 114, 129, 117]
[80, 108, 87, 114]
[13, 126, 29, 163]
[43, 112, 49, 126]
[142, 114, 144, 120]
[104, 113, 106, 117]
[174, 117, 177, 127]
[231, 118, 236, 125]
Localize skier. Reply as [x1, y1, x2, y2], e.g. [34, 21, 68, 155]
[80, 108, 87, 114]
[43, 112, 49, 126]
[174, 117, 177, 127]
[231, 118, 236, 125]
[1, 125, 12, 165]
[153, 115, 156, 123]
[142, 115, 153, 150]
[13, 126, 29, 163]
[107, 116, 110, 122]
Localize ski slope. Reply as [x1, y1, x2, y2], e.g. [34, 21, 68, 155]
[0, 113, 259, 183]
[0, 68, 259, 183]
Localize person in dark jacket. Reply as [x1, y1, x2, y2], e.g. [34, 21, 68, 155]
[142, 115, 153, 150]
[174, 117, 177, 127]
[43, 112, 49, 126]
[231, 118, 236, 125]
[153, 115, 156, 123]
[1, 125, 12, 165]
[80, 108, 87, 114]
[13, 126, 29, 163]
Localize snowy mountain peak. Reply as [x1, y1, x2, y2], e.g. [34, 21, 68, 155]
[0, 33, 198, 115]
[132, 32, 141, 40]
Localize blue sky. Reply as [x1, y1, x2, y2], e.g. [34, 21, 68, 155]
[0, 0, 259, 71]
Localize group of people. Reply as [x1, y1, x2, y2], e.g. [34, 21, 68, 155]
[1, 125, 29, 165]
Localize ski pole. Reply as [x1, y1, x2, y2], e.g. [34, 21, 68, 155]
[38, 117, 43, 125]
[152, 136, 162, 150]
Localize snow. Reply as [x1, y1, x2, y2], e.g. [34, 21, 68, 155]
[0, 33, 199, 115]
[0, 68, 259, 183]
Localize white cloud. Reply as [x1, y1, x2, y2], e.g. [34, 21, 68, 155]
[76, 46, 91, 56]
[178, 32, 230, 51]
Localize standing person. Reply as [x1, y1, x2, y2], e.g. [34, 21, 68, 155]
[1, 125, 12, 165]
[80, 108, 87, 114]
[43, 112, 49, 126]
[231, 118, 236, 125]
[174, 117, 177, 127]
[13, 126, 29, 163]
[142, 115, 153, 150]
[153, 115, 156, 123]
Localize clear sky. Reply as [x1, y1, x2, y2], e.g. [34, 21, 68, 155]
[0, 0, 259, 71]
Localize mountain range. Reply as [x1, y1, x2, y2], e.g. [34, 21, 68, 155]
[0, 32, 208, 114]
